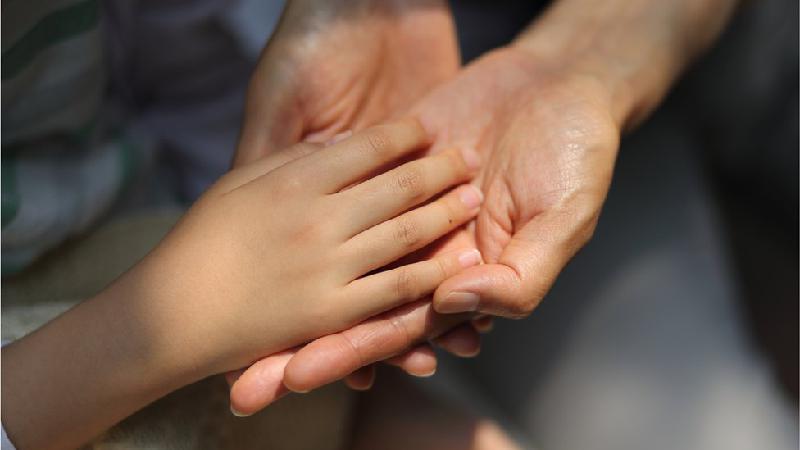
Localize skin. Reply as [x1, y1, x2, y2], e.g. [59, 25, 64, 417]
[230, 0, 740, 411]
[230, 0, 486, 400]
[1, 120, 484, 450]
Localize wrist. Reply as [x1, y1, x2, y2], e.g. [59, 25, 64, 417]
[511, 0, 739, 130]
[0, 278, 197, 449]
[112, 247, 224, 383]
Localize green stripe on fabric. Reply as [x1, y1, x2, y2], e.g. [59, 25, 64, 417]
[2, 114, 99, 158]
[117, 133, 139, 189]
[2, 0, 99, 80]
[2, 157, 20, 228]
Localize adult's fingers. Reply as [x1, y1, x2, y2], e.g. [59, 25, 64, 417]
[228, 350, 297, 416]
[228, 337, 448, 416]
[283, 301, 471, 393]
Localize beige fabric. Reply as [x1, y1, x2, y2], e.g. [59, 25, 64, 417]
[2, 210, 355, 450]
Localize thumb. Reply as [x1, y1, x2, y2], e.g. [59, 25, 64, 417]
[433, 204, 598, 318]
[234, 68, 305, 167]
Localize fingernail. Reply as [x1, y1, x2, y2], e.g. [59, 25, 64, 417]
[230, 406, 251, 417]
[461, 147, 481, 170]
[458, 249, 482, 268]
[417, 367, 437, 378]
[325, 130, 352, 146]
[459, 185, 483, 210]
[439, 292, 480, 313]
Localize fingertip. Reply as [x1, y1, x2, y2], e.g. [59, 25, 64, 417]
[344, 365, 376, 391]
[283, 336, 358, 393]
[433, 264, 522, 316]
[472, 315, 495, 333]
[434, 325, 481, 358]
[460, 147, 481, 171]
[388, 345, 438, 377]
[401, 116, 430, 142]
[457, 248, 482, 269]
[456, 184, 484, 211]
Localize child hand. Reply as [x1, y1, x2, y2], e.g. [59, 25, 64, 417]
[127, 119, 483, 379]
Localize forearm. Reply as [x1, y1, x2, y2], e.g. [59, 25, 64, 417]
[514, 0, 739, 128]
[1, 272, 196, 450]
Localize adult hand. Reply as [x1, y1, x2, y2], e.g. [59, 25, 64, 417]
[271, 45, 622, 398]
[420, 48, 620, 317]
[235, 0, 459, 165]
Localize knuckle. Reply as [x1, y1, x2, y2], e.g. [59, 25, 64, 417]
[446, 150, 469, 176]
[433, 258, 449, 282]
[291, 221, 321, 244]
[394, 267, 418, 302]
[365, 128, 393, 157]
[442, 192, 463, 222]
[394, 166, 426, 200]
[387, 316, 412, 349]
[340, 332, 367, 367]
[272, 170, 305, 196]
[393, 216, 422, 249]
[561, 196, 602, 255]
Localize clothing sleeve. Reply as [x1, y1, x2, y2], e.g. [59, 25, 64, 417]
[1, 341, 17, 450]
[1, 425, 17, 450]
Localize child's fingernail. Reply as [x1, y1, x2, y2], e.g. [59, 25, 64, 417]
[458, 249, 482, 268]
[325, 130, 353, 146]
[461, 147, 481, 170]
[459, 185, 483, 209]
[230, 406, 251, 417]
[438, 292, 480, 313]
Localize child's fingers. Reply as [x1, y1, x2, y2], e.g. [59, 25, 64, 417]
[343, 248, 482, 319]
[340, 147, 476, 231]
[216, 142, 322, 193]
[344, 184, 483, 277]
[338, 148, 474, 234]
[288, 118, 430, 193]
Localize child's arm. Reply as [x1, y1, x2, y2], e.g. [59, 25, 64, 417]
[1, 119, 482, 450]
